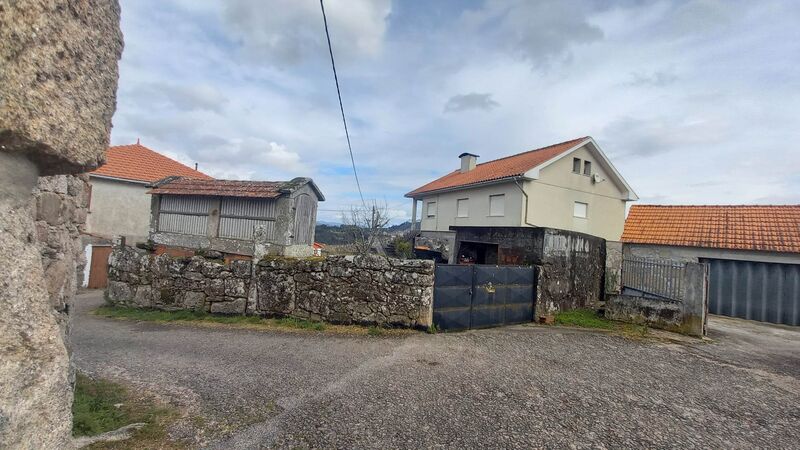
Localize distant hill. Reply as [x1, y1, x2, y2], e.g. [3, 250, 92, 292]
[314, 221, 413, 245]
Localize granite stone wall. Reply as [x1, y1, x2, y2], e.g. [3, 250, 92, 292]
[1, 1, 123, 447]
[106, 246, 435, 328]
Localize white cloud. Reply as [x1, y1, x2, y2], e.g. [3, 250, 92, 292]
[221, 0, 391, 65]
[111, 0, 800, 223]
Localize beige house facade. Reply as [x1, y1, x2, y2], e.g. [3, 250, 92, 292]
[406, 137, 637, 246]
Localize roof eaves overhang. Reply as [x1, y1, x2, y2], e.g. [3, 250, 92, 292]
[89, 173, 152, 185]
[404, 176, 528, 199]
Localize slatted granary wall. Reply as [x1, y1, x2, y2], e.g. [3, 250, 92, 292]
[158, 195, 211, 236]
[292, 193, 317, 245]
[219, 197, 277, 240]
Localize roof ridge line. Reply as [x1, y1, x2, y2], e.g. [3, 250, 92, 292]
[109, 142, 211, 178]
[471, 136, 589, 167]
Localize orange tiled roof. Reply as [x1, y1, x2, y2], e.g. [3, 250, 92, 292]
[90, 143, 213, 183]
[405, 137, 589, 197]
[621, 205, 800, 254]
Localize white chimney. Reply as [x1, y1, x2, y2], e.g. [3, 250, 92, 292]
[459, 152, 479, 173]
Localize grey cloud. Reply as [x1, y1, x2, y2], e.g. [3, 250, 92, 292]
[132, 82, 228, 112]
[461, 0, 604, 67]
[444, 93, 499, 113]
[602, 116, 729, 158]
[626, 70, 678, 87]
[221, 0, 391, 66]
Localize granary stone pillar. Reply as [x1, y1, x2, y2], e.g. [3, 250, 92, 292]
[0, 1, 123, 448]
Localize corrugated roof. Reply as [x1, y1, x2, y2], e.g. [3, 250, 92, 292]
[405, 137, 588, 197]
[621, 205, 800, 254]
[148, 177, 324, 200]
[90, 143, 212, 183]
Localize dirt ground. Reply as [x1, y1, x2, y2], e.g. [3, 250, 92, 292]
[72, 290, 800, 449]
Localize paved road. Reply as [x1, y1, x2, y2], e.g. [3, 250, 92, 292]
[72, 290, 800, 449]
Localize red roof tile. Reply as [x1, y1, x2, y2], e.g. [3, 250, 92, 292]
[622, 205, 800, 254]
[405, 137, 589, 197]
[90, 143, 212, 183]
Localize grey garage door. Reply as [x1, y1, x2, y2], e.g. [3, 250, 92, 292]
[705, 258, 800, 326]
[433, 264, 536, 331]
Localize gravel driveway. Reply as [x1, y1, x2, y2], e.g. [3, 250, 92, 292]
[72, 290, 800, 449]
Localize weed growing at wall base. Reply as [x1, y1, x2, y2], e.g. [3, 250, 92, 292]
[554, 309, 649, 337]
[554, 309, 614, 329]
[92, 306, 415, 336]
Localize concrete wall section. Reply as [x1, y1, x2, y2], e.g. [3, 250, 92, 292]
[418, 182, 523, 232]
[86, 176, 152, 244]
[624, 243, 800, 265]
[605, 241, 623, 294]
[606, 261, 708, 337]
[536, 228, 606, 317]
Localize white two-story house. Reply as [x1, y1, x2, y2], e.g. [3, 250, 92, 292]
[405, 136, 638, 259]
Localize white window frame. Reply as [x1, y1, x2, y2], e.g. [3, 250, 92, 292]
[573, 201, 588, 219]
[583, 160, 592, 176]
[489, 194, 505, 217]
[456, 198, 469, 218]
[426, 201, 437, 218]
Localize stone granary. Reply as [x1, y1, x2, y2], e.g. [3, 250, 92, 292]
[147, 176, 325, 258]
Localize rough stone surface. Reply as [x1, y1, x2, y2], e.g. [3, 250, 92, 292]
[0, 2, 122, 447]
[0, 0, 123, 175]
[605, 240, 623, 294]
[107, 247, 435, 328]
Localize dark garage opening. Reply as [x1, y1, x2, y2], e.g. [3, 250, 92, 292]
[458, 241, 499, 265]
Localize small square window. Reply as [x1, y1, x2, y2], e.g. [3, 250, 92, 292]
[583, 160, 592, 176]
[572, 157, 581, 173]
[456, 198, 469, 218]
[574, 201, 588, 218]
[489, 194, 505, 216]
[426, 201, 437, 217]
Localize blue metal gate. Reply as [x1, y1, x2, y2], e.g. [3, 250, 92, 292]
[433, 264, 536, 331]
[706, 259, 800, 326]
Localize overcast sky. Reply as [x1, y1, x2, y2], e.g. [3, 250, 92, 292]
[111, 0, 800, 224]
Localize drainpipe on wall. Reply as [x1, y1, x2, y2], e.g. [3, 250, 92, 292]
[513, 177, 537, 228]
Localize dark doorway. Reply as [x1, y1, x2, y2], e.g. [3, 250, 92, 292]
[458, 241, 499, 265]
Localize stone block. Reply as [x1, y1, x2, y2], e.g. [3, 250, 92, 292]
[106, 280, 132, 304]
[181, 291, 206, 310]
[0, 0, 124, 175]
[231, 259, 251, 278]
[224, 278, 247, 297]
[36, 191, 65, 225]
[211, 298, 246, 315]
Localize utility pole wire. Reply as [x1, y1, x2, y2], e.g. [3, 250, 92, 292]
[319, 0, 367, 208]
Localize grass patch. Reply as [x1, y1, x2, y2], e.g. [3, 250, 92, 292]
[554, 309, 614, 329]
[93, 306, 418, 336]
[367, 326, 385, 336]
[553, 309, 650, 338]
[273, 316, 326, 331]
[73, 372, 181, 449]
[73, 373, 130, 437]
